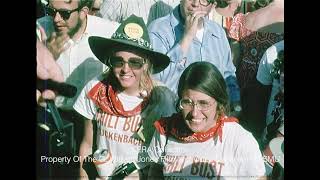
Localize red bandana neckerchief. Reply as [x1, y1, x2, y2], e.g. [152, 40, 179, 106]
[87, 80, 147, 117]
[154, 113, 239, 143]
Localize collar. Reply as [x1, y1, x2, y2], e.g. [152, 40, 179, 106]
[83, 14, 94, 35]
[170, 5, 221, 39]
[154, 113, 238, 143]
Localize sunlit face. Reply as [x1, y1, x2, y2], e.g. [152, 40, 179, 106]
[48, 0, 83, 37]
[180, 0, 213, 19]
[112, 51, 148, 94]
[181, 89, 218, 133]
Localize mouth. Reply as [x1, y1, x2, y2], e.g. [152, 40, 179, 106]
[188, 118, 205, 124]
[55, 26, 66, 31]
[119, 74, 133, 80]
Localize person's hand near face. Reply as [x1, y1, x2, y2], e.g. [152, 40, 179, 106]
[184, 10, 207, 39]
[45, 0, 89, 59]
[179, 0, 213, 55]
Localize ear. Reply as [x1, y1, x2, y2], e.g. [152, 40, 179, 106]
[79, 6, 89, 18]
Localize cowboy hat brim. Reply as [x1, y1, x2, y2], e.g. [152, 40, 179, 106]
[89, 36, 170, 74]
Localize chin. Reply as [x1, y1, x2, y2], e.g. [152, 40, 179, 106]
[119, 81, 135, 89]
[186, 123, 206, 133]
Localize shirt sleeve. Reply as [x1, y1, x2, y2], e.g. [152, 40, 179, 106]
[73, 79, 99, 120]
[221, 30, 240, 103]
[235, 132, 266, 177]
[256, 51, 273, 86]
[148, 30, 184, 64]
[148, 22, 185, 84]
[147, 131, 167, 165]
[228, 13, 245, 41]
[97, 0, 123, 22]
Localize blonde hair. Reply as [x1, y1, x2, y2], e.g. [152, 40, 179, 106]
[106, 49, 156, 97]
[139, 58, 155, 97]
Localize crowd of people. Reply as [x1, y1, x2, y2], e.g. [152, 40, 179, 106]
[37, 0, 284, 179]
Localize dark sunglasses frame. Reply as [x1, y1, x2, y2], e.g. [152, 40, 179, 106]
[198, 0, 212, 6]
[45, 6, 82, 20]
[108, 56, 146, 70]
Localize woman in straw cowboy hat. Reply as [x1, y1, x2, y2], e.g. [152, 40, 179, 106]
[74, 14, 177, 179]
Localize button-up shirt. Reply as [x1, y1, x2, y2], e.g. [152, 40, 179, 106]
[38, 15, 119, 110]
[148, 5, 240, 103]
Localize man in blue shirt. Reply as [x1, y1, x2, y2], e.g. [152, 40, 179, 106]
[148, 0, 241, 115]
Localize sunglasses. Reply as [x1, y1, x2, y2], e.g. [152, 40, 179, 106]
[108, 56, 146, 70]
[179, 98, 216, 111]
[46, 6, 82, 20]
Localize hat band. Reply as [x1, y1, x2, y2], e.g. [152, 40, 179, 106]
[111, 32, 153, 50]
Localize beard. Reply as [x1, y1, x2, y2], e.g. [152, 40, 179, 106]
[67, 17, 82, 38]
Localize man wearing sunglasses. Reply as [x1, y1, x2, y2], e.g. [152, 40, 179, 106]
[37, 0, 119, 110]
[148, 0, 242, 118]
[37, 0, 119, 172]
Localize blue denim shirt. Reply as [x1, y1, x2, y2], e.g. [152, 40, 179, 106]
[148, 5, 240, 103]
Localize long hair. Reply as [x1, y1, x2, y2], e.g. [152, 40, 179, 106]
[177, 61, 230, 115]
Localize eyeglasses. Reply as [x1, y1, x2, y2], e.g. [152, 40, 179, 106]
[179, 98, 215, 111]
[190, 0, 213, 7]
[45, 6, 82, 20]
[108, 56, 146, 70]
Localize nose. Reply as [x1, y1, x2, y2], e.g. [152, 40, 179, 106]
[121, 62, 130, 73]
[191, 104, 201, 117]
[53, 12, 63, 23]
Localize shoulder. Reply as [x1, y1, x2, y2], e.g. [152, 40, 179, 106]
[148, 14, 173, 33]
[87, 15, 120, 37]
[222, 122, 256, 143]
[84, 73, 108, 92]
[206, 19, 226, 38]
[264, 40, 284, 64]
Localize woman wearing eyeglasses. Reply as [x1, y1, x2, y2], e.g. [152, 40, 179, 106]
[73, 15, 177, 179]
[147, 61, 266, 179]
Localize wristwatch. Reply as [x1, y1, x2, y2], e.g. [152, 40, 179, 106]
[111, 162, 138, 179]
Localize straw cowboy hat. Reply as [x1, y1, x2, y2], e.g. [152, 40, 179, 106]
[89, 14, 170, 74]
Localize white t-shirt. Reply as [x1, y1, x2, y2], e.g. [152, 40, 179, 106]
[54, 15, 119, 110]
[73, 75, 147, 174]
[117, 92, 144, 111]
[196, 27, 204, 43]
[256, 40, 284, 126]
[148, 122, 266, 179]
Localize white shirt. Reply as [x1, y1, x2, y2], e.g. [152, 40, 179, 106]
[97, 0, 180, 25]
[73, 75, 147, 176]
[148, 122, 266, 179]
[256, 40, 284, 126]
[54, 15, 119, 110]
